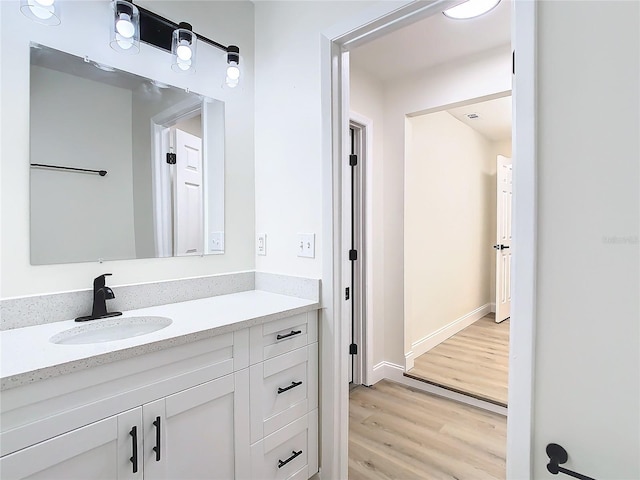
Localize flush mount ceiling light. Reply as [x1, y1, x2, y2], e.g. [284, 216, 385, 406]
[20, 0, 60, 26]
[443, 0, 501, 20]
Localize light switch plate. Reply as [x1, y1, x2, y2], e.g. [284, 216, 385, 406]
[257, 233, 267, 256]
[210, 232, 224, 252]
[297, 233, 315, 258]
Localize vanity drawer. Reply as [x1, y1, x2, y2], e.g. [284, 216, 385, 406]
[249, 311, 317, 364]
[249, 344, 318, 443]
[250, 410, 318, 480]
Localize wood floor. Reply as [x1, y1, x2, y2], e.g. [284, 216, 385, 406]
[406, 315, 510, 407]
[349, 380, 506, 480]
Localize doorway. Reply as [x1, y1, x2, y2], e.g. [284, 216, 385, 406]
[323, 1, 537, 478]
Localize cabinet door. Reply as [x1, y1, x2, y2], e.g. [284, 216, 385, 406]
[0, 408, 142, 480]
[143, 370, 250, 480]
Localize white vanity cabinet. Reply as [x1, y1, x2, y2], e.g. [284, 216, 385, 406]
[0, 309, 318, 480]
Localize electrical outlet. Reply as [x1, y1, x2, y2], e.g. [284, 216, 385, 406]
[297, 233, 315, 258]
[210, 232, 224, 252]
[257, 233, 267, 256]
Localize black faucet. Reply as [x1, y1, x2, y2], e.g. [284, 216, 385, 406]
[75, 274, 123, 322]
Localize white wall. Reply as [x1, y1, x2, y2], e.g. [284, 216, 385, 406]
[254, 1, 380, 279]
[30, 66, 136, 264]
[0, 0, 255, 298]
[349, 64, 386, 368]
[405, 111, 495, 352]
[533, 1, 639, 477]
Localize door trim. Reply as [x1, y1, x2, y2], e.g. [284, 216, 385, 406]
[320, 1, 537, 479]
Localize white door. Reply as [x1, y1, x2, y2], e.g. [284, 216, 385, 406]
[495, 155, 513, 323]
[173, 128, 203, 256]
[0, 408, 142, 480]
[143, 373, 249, 480]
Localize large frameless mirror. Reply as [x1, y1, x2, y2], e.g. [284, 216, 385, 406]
[29, 44, 225, 265]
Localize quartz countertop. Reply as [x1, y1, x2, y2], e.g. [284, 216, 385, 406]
[0, 290, 319, 390]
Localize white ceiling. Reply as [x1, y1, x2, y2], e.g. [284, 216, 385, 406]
[446, 95, 512, 141]
[350, 0, 511, 83]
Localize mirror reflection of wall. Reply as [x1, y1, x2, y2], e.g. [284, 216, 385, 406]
[29, 45, 225, 265]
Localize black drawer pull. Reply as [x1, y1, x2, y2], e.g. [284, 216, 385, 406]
[278, 381, 303, 394]
[277, 330, 302, 340]
[129, 426, 138, 473]
[278, 450, 303, 469]
[153, 416, 161, 461]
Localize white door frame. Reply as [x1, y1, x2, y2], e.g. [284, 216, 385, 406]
[347, 113, 374, 386]
[150, 97, 203, 257]
[320, 1, 537, 479]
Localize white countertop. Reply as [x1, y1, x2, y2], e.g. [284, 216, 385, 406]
[0, 290, 319, 390]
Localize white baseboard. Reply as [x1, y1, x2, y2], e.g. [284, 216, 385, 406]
[405, 303, 492, 366]
[371, 361, 404, 385]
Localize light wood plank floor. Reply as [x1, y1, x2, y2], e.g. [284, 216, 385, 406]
[349, 380, 506, 480]
[406, 315, 509, 407]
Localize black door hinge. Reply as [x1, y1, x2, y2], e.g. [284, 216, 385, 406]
[349, 344, 358, 355]
[349, 249, 357, 261]
[512, 50, 515, 75]
[349, 154, 358, 166]
[345, 287, 350, 300]
[166, 152, 177, 165]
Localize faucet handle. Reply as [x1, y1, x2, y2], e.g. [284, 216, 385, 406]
[93, 273, 113, 290]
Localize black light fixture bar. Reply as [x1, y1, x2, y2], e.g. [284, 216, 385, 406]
[135, 4, 231, 54]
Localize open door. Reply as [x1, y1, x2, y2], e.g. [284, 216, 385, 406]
[173, 128, 204, 256]
[495, 155, 512, 323]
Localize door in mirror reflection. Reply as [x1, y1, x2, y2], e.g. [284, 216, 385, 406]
[29, 44, 225, 265]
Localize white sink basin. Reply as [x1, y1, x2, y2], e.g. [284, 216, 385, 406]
[50, 316, 173, 345]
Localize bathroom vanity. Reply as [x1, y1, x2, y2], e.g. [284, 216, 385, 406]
[0, 290, 319, 480]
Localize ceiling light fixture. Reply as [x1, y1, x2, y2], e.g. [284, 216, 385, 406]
[443, 0, 501, 20]
[20, 0, 61, 26]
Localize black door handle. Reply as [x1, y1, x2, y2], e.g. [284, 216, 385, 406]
[546, 443, 597, 480]
[493, 244, 510, 250]
[152, 416, 161, 461]
[129, 426, 138, 473]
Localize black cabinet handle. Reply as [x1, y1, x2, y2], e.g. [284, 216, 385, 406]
[129, 426, 138, 474]
[153, 416, 161, 461]
[278, 450, 303, 469]
[277, 330, 302, 340]
[278, 381, 303, 394]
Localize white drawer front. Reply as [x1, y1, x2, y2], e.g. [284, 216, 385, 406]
[250, 312, 318, 365]
[251, 410, 318, 480]
[250, 344, 318, 443]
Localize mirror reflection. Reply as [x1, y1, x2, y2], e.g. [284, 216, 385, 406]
[29, 44, 225, 265]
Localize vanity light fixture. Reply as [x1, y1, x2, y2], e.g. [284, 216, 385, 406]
[20, 0, 61, 26]
[171, 23, 197, 73]
[443, 0, 501, 20]
[226, 46, 240, 88]
[110, 0, 140, 54]
[108, 1, 240, 81]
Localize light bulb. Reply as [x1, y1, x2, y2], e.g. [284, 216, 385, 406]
[226, 65, 240, 80]
[443, 0, 501, 19]
[176, 42, 192, 61]
[177, 58, 192, 71]
[116, 33, 134, 50]
[27, 0, 54, 19]
[116, 13, 135, 38]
